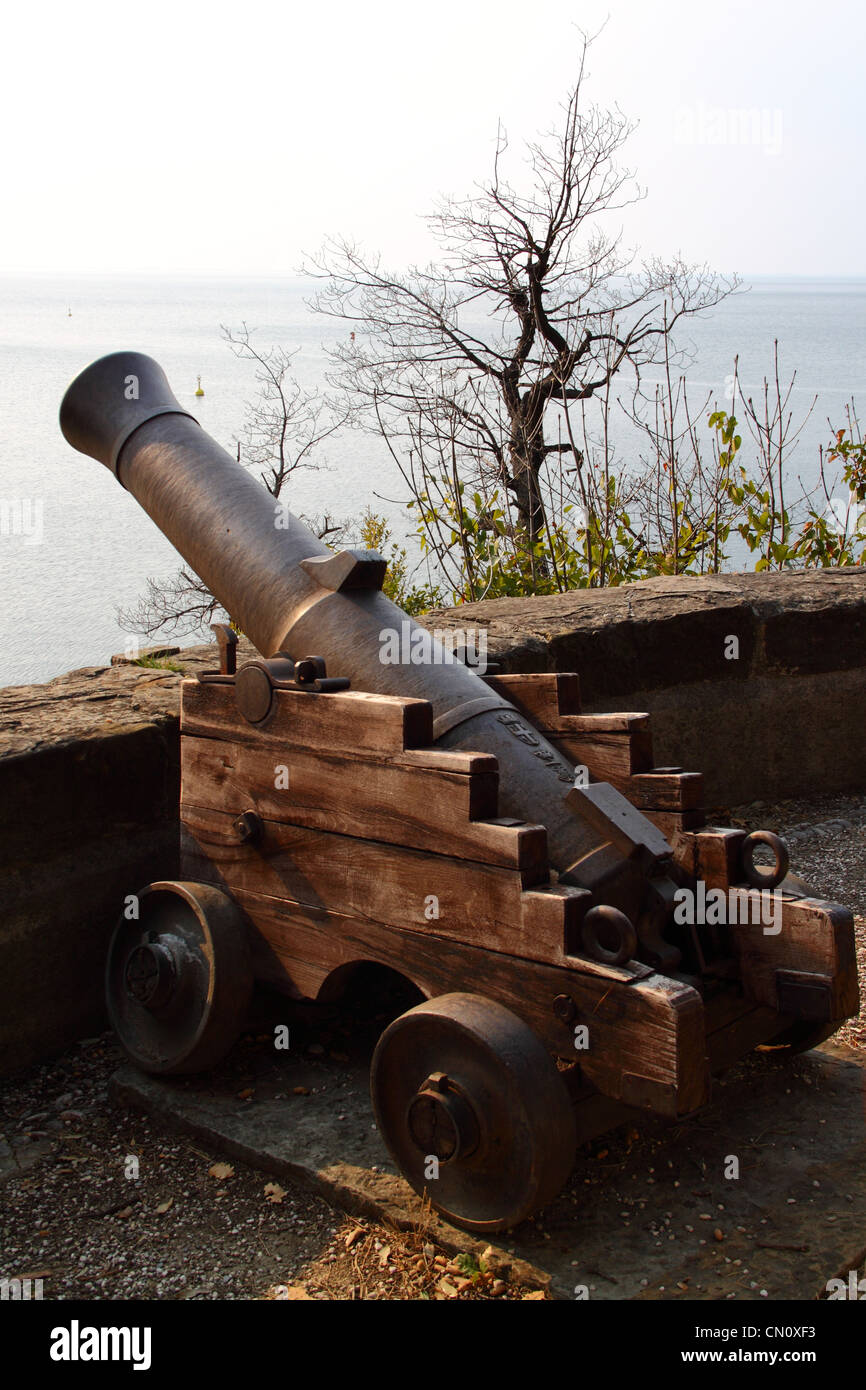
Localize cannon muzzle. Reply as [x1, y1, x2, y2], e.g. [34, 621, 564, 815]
[60, 351, 665, 903]
[59, 351, 198, 477]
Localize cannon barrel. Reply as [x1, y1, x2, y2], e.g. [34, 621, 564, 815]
[60, 352, 655, 900]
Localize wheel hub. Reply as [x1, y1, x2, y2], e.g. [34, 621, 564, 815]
[124, 940, 177, 1009]
[406, 1072, 479, 1163]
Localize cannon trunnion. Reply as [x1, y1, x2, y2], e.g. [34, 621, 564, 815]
[61, 353, 859, 1233]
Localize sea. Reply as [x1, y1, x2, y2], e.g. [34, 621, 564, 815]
[0, 273, 864, 687]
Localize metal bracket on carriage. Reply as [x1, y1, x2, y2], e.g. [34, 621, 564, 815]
[196, 623, 240, 684]
[234, 653, 351, 725]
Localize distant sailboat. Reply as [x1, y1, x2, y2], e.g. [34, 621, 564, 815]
[195, 375, 204, 397]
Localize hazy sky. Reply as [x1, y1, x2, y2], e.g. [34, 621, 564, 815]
[2, 0, 863, 277]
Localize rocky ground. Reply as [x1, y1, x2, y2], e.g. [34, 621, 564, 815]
[1, 791, 864, 1302]
[0, 1032, 540, 1301]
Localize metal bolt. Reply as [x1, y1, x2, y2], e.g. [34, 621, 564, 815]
[553, 994, 577, 1024]
[234, 810, 264, 844]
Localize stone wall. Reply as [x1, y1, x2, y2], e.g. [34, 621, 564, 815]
[425, 569, 866, 806]
[1, 570, 864, 1074]
[0, 650, 212, 1075]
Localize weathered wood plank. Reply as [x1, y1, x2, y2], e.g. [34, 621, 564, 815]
[230, 887, 710, 1115]
[694, 827, 747, 891]
[483, 672, 582, 724]
[643, 808, 707, 839]
[728, 891, 859, 1018]
[705, 1003, 785, 1070]
[628, 770, 705, 811]
[180, 806, 556, 959]
[182, 679, 434, 756]
[546, 716, 655, 789]
[180, 735, 546, 872]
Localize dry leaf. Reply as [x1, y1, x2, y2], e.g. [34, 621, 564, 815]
[292, 1086, 310, 1097]
[264, 1183, 286, 1204]
[208, 1162, 235, 1180]
[237, 1088, 254, 1100]
[345, 1226, 366, 1249]
[116, 1206, 134, 1220]
[522, 1290, 546, 1300]
[437, 1278, 459, 1298]
[286, 1285, 312, 1300]
[378, 1245, 391, 1268]
[155, 1198, 173, 1215]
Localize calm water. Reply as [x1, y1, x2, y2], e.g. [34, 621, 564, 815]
[0, 274, 863, 686]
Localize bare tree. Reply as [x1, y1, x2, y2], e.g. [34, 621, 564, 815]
[222, 323, 346, 496]
[118, 327, 346, 643]
[307, 32, 738, 559]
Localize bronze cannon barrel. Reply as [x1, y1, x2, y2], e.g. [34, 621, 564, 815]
[60, 351, 653, 901]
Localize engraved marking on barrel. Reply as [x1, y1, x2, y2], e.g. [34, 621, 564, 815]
[496, 712, 574, 783]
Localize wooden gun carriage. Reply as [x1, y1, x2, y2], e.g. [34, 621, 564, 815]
[61, 353, 860, 1232]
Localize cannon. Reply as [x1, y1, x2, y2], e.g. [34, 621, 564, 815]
[60, 352, 860, 1232]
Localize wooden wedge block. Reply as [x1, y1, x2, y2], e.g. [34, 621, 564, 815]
[628, 770, 705, 811]
[483, 671, 581, 724]
[566, 783, 672, 868]
[643, 808, 706, 839]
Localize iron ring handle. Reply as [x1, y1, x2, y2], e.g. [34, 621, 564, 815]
[740, 830, 789, 889]
[581, 905, 638, 967]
